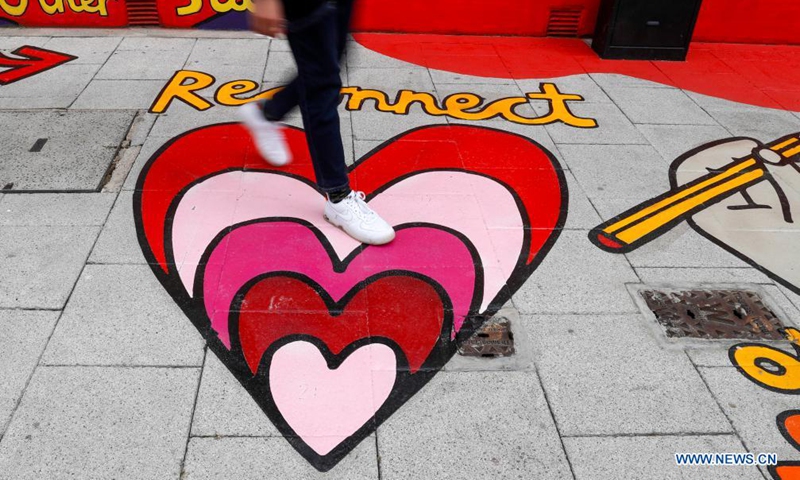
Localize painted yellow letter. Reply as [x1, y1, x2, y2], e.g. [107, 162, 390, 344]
[0, 0, 27, 16]
[150, 70, 215, 114]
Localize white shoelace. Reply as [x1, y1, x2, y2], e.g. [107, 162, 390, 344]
[350, 191, 377, 222]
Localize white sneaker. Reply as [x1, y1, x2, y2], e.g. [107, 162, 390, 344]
[238, 101, 292, 167]
[324, 191, 396, 245]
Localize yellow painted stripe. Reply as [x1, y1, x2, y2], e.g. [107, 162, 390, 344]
[773, 137, 799, 151]
[604, 158, 758, 234]
[616, 168, 765, 244]
[784, 144, 800, 158]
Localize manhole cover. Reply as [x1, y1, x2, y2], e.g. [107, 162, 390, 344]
[641, 289, 785, 340]
[458, 317, 516, 357]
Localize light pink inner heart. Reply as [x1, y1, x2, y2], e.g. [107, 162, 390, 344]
[170, 170, 523, 313]
[270, 341, 397, 456]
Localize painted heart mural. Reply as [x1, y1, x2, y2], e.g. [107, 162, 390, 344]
[133, 124, 566, 471]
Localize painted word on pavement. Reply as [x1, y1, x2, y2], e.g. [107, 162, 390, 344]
[149, 70, 598, 128]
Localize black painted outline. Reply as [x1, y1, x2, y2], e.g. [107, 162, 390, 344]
[133, 123, 567, 471]
[0, 45, 77, 86]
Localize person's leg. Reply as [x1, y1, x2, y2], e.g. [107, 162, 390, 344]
[287, 3, 349, 194]
[262, 0, 354, 122]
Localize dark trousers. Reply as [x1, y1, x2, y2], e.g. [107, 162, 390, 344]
[263, 0, 353, 193]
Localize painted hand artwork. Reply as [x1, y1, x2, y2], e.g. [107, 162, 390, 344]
[591, 133, 800, 295]
[133, 124, 566, 470]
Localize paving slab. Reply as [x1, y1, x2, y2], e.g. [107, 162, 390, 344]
[377, 370, 572, 479]
[116, 36, 196, 52]
[183, 436, 379, 479]
[603, 87, 717, 125]
[524, 314, 732, 436]
[0, 36, 50, 49]
[0, 225, 99, 309]
[430, 67, 516, 85]
[190, 354, 279, 437]
[558, 143, 671, 220]
[346, 41, 415, 69]
[263, 50, 297, 84]
[565, 435, 762, 480]
[0, 192, 115, 226]
[0, 110, 134, 191]
[71, 79, 167, 110]
[0, 366, 199, 480]
[185, 38, 270, 68]
[42, 36, 122, 64]
[512, 230, 639, 314]
[95, 49, 192, 80]
[147, 101, 243, 139]
[0, 310, 59, 435]
[634, 267, 774, 286]
[0, 63, 99, 109]
[703, 106, 800, 140]
[624, 225, 753, 269]
[351, 109, 446, 141]
[700, 365, 800, 460]
[349, 66, 435, 93]
[543, 102, 649, 145]
[41, 264, 205, 366]
[636, 124, 732, 163]
[517, 74, 612, 104]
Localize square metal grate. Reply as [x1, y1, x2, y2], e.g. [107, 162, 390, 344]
[458, 317, 516, 357]
[641, 289, 786, 340]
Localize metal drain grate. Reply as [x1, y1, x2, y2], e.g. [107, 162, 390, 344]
[126, 0, 160, 26]
[547, 6, 583, 37]
[458, 317, 515, 357]
[641, 289, 785, 340]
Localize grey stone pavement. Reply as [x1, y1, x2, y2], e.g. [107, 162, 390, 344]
[0, 28, 799, 479]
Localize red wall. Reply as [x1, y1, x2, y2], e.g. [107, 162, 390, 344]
[1, 0, 799, 45]
[351, 0, 601, 36]
[351, 0, 800, 45]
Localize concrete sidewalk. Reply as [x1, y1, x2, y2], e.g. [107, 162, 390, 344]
[1, 28, 800, 480]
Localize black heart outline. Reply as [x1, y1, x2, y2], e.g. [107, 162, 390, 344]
[133, 124, 568, 471]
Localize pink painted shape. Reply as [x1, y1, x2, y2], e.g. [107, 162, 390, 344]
[269, 341, 396, 455]
[171, 171, 522, 312]
[203, 223, 476, 347]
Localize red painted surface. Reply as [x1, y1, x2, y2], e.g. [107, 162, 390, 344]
[239, 275, 444, 374]
[354, 33, 800, 111]
[351, 0, 600, 36]
[0, 0, 127, 27]
[0, 45, 75, 84]
[694, 0, 800, 45]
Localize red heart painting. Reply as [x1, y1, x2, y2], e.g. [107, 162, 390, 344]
[134, 124, 566, 471]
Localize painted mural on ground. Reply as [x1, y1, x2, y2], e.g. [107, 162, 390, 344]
[148, 69, 598, 128]
[0, 45, 75, 85]
[133, 123, 567, 470]
[591, 132, 800, 295]
[730, 328, 800, 479]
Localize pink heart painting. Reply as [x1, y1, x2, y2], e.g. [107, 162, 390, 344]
[134, 124, 566, 470]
